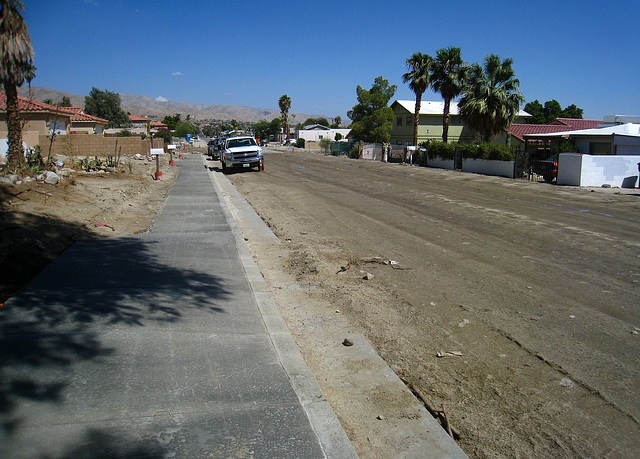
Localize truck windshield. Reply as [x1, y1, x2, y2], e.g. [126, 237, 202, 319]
[227, 138, 256, 148]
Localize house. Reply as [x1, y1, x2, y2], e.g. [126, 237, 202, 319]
[523, 123, 640, 155]
[389, 99, 532, 146]
[297, 124, 351, 144]
[493, 118, 604, 156]
[0, 92, 72, 147]
[58, 107, 109, 134]
[128, 114, 149, 127]
[522, 123, 640, 187]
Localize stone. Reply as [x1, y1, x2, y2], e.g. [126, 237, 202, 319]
[9, 174, 20, 183]
[0, 176, 12, 184]
[44, 171, 60, 185]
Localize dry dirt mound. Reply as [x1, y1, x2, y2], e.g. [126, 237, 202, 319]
[0, 154, 181, 303]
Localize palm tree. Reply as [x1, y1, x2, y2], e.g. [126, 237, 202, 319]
[278, 94, 291, 144]
[458, 54, 524, 143]
[402, 52, 433, 146]
[1, 0, 35, 169]
[431, 46, 467, 143]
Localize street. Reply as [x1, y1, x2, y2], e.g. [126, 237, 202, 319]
[225, 148, 640, 457]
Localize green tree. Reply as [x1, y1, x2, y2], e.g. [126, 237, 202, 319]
[347, 76, 397, 143]
[1, 0, 35, 169]
[523, 99, 545, 124]
[43, 98, 52, 105]
[84, 87, 129, 128]
[543, 100, 562, 124]
[59, 95, 71, 107]
[161, 114, 180, 130]
[458, 54, 524, 142]
[278, 95, 292, 144]
[153, 128, 172, 144]
[524, 99, 584, 123]
[561, 104, 583, 119]
[251, 120, 270, 140]
[331, 115, 342, 128]
[431, 46, 467, 143]
[402, 52, 433, 146]
[302, 117, 330, 127]
[173, 121, 197, 138]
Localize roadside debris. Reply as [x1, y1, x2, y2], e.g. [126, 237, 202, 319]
[401, 377, 462, 440]
[336, 256, 410, 274]
[96, 223, 115, 231]
[436, 351, 464, 358]
[342, 338, 354, 346]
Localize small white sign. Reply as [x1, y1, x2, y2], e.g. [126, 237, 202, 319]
[150, 148, 165, 155]
[167, 144, 177, 150]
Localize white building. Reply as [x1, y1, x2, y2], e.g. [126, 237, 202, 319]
[297, 124, 351, 143]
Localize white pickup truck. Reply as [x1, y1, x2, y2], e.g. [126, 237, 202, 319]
[220, 136, 264, 173]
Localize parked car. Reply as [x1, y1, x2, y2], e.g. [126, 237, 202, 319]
[207, 139, 216, 159]
[532, 153, 558, 183]
[221, 136, 263, 173]
[207, 139, 220, 160]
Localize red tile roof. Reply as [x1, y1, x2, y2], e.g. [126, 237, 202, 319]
[551, 118, 602, 130]
[128, 114, 149, 122]
[58, 106, 84, 115]
[52, 106, 106, 123]
[507, 124, 576, 141]
[0, 92, 69, 113]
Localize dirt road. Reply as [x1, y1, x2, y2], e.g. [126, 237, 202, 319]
[224, 148, 640, 457]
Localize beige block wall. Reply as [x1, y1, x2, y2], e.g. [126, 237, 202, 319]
[38, 135, 164, 157]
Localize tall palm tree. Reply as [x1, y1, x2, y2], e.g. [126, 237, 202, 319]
[402, 52, 433, 146]
[431, 46, 467, 143]
[458, 54, 524, 143]
[278, 94, 291, 144]
[1, 0, 35, 169]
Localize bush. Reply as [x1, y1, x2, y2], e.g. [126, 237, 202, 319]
[424, 142, 517, 163]
[349, 144, 361, 159]
[295, 138, 305, 148]
[153, 129, 172, 144]
[426, 141, 456, 160]
[319, 138, 331, 154]
[464, 143, 516, 161]
[555, 139, 577, 153]
[115, 129, 133, 137]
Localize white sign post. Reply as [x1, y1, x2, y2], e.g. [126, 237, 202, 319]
[150, 148, 165, 180]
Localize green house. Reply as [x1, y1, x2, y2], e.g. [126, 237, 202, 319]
[390, 100, 531, 146]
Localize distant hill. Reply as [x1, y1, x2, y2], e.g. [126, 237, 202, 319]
[17, 86, 322, 123]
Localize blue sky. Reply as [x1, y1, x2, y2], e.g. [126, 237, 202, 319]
[24, 0, 639, 120]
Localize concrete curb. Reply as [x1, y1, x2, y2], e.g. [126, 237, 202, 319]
[204, 158, 359, 459]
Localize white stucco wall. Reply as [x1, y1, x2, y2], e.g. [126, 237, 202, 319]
[427, 156, 455, 170]
[462, 159, 515, 178]
[557, 153, 640, 188]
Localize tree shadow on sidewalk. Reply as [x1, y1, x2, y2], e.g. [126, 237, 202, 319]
[0, 220, 234, 446]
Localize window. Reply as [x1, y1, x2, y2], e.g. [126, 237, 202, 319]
[397, 140, 403, 145]
[406, 116, 412, 125]
[319, 135, 323, 140]
[589, 142, 612, 155]
[397, 116, 402, 126]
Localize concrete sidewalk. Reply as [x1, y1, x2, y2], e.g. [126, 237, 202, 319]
[0, 155, 355, 457]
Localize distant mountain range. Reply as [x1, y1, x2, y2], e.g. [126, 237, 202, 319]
[17, 86, 322, 123]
